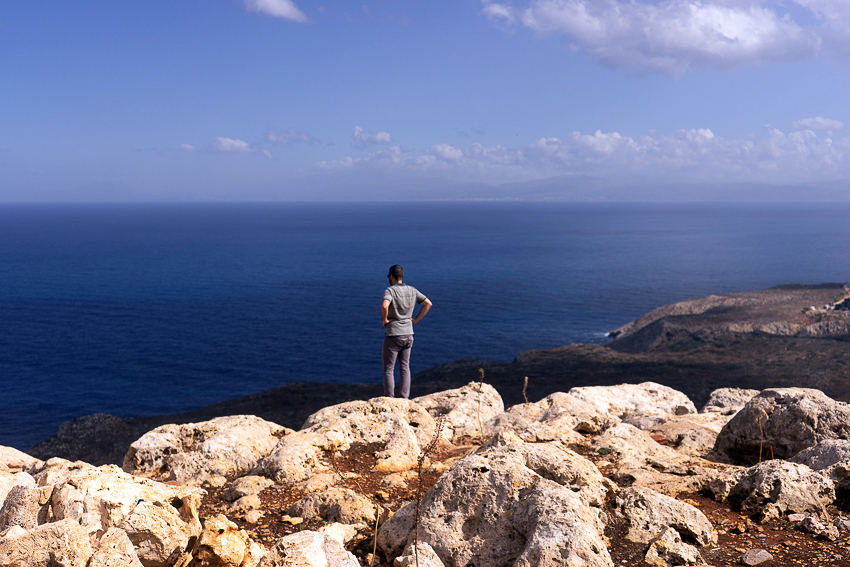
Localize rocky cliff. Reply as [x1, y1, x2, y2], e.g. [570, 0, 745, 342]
[5, 381, 850, 567]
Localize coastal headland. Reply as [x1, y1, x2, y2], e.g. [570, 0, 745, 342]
[30, 283, 850, 466]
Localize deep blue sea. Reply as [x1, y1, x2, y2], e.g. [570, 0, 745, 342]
[1, 201, 849, 451]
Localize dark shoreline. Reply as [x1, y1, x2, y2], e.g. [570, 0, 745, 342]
[29, 283, 850, 466]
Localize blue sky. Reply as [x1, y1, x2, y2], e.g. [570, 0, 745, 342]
[2, 0, 850, 201]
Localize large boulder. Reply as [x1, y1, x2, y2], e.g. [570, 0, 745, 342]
[713, 388, 850, 465]
[709, 460, 835, 521]
[0, 518, 93, 567]
[487, 392, 603, 444]
[257, 398, 439, 483]
[123, 415, 289, 486]
[256, 531, 359, 567]
[615, 486, 716, 545]
[48, 464, 204, 567]
[413, 381, 504, 440]
[378, 436, 613, 567]
[567, 382, 696, 420]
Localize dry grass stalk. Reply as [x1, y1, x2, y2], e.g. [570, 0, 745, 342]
[522, 376, 529, 404]
[414, 415, 445, 567]
[477, 367, 485, 438]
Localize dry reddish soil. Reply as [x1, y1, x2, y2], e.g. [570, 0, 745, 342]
[197, 435, 850, 567]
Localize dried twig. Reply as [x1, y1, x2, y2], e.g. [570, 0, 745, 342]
[414, 416, 445, 567]
[522, 376, 529, 405]
[477, 367, 485, 438]
[370, 503, 379, 567]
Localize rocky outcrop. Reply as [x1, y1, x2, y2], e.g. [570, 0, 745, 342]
[48, 462, 204, 567]
[710, 460, 834, 521]
[413, 381, 504, 440]
[615, 486, 716, 545]
[257, 397, 439, 483]
[378, 436, 613, 567]
[486, 392, 604, 444]
[713, 388, 850, 465]
[0, 519, 93, 567]
[567, 382, 697, 420]
[123, 415, 289, 487]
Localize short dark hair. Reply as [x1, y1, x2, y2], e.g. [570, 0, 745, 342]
[388, 264, 404, 280]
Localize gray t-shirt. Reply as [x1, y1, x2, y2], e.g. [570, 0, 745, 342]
[383, 284, 427, 336]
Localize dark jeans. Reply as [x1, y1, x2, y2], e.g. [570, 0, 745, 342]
[382, 335, 413, 398]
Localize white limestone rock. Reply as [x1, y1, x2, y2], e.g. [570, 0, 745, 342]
[256, 531, 359, 567]
[394, 542, 446, 567]
[714, 388, 850, 465]
[487, 392, 604, 444]
[194, 514, 265, 567]
[378, 438, 614, 567]
[123, 415, 289, 486]
[0, 446, 41, 475]
[316, 522, 361, 546]
[643, 412, 734, 456]
[701, 388, 760, 415]
[88, 527, 145, 567]
[567, 382, 697, 420]
[222, 476, 275, 503]
[0, 518, 93, 567]
[257, 397, 439, 483]
[0, 485, 49, 532]
[709, 460, 834, 521]
[413, 381, 504, 440]
[286, 487, 377, 526]
[790, 439, 850, 471]
[48, 464, 204, 567]
[644, 527, 704, 567]
[616, 486, 716, 545]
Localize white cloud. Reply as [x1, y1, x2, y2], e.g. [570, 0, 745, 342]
[211, 137, 254, 153]
[243, 0, 308, 23]
[482, 0, 828, 75]
[267, 128, 319, 146]
[791, 117, 845, 131]
[317, 125, 850, 185]
[352, 126, 394, 148]
[180, 144, 196, 152]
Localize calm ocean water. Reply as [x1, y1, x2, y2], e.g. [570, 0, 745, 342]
[1, 201, 849, 451]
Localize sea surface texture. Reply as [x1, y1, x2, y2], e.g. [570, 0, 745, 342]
[2, 201, 849, 450]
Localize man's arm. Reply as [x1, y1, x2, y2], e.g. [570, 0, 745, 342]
[381, 299, 392, 327]
[412, 298, 433, 324]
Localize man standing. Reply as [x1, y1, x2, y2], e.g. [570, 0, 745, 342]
[381, 264, 432, 398]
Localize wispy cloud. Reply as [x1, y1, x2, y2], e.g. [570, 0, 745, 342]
[267, 128, 319, 146]
[210, 137, 272, 157]
[791, 117, 844, 131]
[180, 143, 196, 152]
[243, 0, 309, 23]
[318, 122, 850, 185]
[481, 0, 833, 75]
[351, 126, 393, 148]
